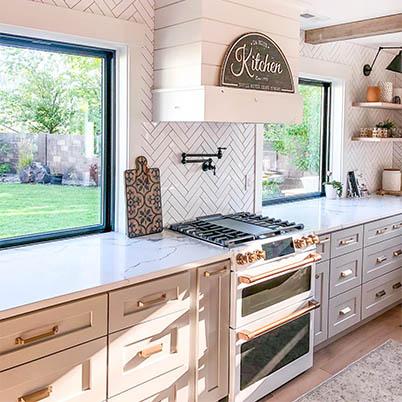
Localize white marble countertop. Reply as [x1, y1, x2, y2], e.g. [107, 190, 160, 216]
[0, 231, 229, 320]
[263, 196, 402, 234]
[2, 195, 402, 321]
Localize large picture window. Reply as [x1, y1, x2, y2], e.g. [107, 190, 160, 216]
[262, 79, 330, 205]
[0, 34, 114, 247]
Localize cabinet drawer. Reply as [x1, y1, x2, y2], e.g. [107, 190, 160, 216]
[330, 250, 362, 298]
[316, 234, 331, 262]
[0, 295, 107, 371]
[362, 268, 402, 320]
[108, 309, 190, 399]
[314, 261, 329, 346]
[0, 337, 106, 402]
[109, 272, 190, 333]
[331, 226, 363, 258]
[364, 214, 402, 247]
[363, 236, 402, 283]
[328, 287, 361, 338]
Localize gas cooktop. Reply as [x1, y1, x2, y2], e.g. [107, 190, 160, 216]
[169, 212, 304, 248]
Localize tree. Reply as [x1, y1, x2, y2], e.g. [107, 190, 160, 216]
[0, 46, 102, 136]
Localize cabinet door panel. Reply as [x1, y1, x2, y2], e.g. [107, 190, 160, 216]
[197, 262, 230, 402]
[314, 261, 329, 346]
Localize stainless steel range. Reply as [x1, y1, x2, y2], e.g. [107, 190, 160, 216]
[170, 213, 322, 402]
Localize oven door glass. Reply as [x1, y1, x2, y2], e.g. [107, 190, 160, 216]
[241, 265, 312, 318]
[240, 313, 310, 390]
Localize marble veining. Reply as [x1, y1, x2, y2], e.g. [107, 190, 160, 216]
[0, 230, 228, 320]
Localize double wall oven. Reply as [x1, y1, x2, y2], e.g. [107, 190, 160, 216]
[229, 234, 321, 402]
[169, 212, 322, 402]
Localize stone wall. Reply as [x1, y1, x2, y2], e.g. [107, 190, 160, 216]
[0, 132, 99, 184]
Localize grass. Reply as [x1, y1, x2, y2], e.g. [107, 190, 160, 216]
[0, 183, 101, 239]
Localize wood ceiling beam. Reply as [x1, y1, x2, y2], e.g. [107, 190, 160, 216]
[304, 13, 402, 45]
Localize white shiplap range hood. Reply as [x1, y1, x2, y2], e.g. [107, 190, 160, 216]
[153, 0, 303, 124]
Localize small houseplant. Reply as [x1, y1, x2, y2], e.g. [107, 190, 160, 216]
[324, 172, 343, 199]
[376, 119, 395, 138]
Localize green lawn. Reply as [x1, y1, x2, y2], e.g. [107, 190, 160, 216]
[0, 183, 101, 239]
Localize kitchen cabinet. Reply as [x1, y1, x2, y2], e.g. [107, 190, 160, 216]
[314, 261, 329, 345]
[196, 262, 230, 402]
[331, 225, 363, 258]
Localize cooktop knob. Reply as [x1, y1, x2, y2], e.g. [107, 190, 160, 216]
[236, 253, 248, 265]
[246, 251, 258, 263]
[294, 238, 307, 249]
[255, 249, 266, 260]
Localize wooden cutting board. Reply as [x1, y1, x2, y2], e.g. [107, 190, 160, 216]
[124, 156, 163, 238]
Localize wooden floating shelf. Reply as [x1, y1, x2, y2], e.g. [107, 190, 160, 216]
[351, 137, 402, 142]
[352, 102, 402, 110]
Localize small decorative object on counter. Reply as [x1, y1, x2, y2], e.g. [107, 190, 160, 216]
[382, 169, 401, 192]
[324, 172, 343, 199]
[376, 119, 395, 137]
[347, 171, 361, 198]
[378, 81, 393, 102]
[366, 86, 380, 102]
[124, 156, 163, 238]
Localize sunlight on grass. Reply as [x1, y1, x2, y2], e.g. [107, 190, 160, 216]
[0, 184, 101, 239]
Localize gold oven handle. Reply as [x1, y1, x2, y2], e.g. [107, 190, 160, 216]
[238, 252, 322, 285]
[15, 326, 59, 345]
[237, 300, 320, 341]
[18, 386, 53, 402]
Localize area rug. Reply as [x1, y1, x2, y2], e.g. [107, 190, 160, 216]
[295, 340, 402, 402]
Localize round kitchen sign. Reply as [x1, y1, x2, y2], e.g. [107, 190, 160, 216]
[220, 32, 294, 93]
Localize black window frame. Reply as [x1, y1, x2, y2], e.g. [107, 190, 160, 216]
[0, 33, 115, 249]
[262, 77, 331, 206]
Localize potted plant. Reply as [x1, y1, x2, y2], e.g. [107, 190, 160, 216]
[324, 172, 343, 199]
[376, 119, 395, 138]
[51, 172, 63, 185]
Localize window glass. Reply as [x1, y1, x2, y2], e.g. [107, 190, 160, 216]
[263, 80, 329, 204]
[0, 35, 113, 246]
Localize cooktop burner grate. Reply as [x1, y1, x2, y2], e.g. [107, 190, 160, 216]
[170, 212, 304, 247]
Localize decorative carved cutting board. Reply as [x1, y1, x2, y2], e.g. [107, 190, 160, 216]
[124, 156, 163, 238]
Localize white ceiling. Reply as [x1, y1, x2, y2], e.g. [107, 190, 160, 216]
[299, 0, 402, 48]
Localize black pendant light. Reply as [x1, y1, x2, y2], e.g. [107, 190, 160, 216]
[363, 46, 402, 76]
[386, 50, 402, 74]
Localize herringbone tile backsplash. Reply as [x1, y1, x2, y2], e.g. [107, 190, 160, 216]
[31, 0, 402, 223]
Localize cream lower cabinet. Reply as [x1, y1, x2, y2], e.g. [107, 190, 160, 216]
[196, 261, 230, 402]
[0, 337, 107, 402]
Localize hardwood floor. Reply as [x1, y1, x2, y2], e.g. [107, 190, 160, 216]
[262, 304, 402, 402]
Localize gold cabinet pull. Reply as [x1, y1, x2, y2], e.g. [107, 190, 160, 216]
[139, 343, 163, 358]
[376, 256, 387, 264]
[340, 269, 353, 278]
[204, 267, 228, 277]
[18, 386, 52, 402]
[376, 228, 388, 235]
[339, 238, 355, 246]
[319, 237, 330, 244]
[15, 326, 58, 345]
[392, 224, 401, 230]
[393, 282, 402, 290]
[339, 306, 352, 316]
[237, 300, 320, 341]
[238, 252, 321, 285]
[137, 293, 167, 308]
[393, 249, 402, 257]
[376, 290, 386, 298]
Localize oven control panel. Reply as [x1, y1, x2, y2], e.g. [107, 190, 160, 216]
[294, 234, 320, 249]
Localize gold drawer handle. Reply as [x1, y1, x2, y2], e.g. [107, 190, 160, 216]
[15, 326, 59, 345]
[18, 385, 52, 402]
[393, 249, 402, 257]
[319, 237, 330, 244]
[139, 343, 163, 358]
[237, 300, 320, 341]
[376, 290, 386, 298]
[339, 238, 355, 246]
[239, 252, 321, 284]
[340, 269, 353, 278]
[376, 228, 388, 235]
[392, 282, 402, 290]
[204, 267, 228, 277]
[392, 224, 401, 230]
[376, 256, 387, 264]
[339, 306, 352, 316]
[137, 293, 167, 308]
